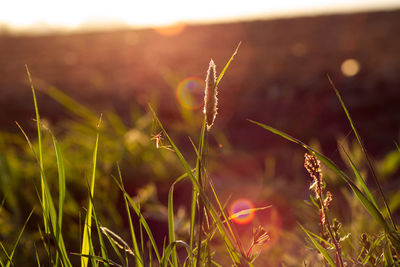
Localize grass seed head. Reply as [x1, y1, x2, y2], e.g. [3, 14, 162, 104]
[203, 59, 218, 131]
[304, 153, 324, 198]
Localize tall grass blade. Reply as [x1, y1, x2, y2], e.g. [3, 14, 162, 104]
[47, 131, 65, 267]
[340, 146, 379, 210]
[48, 132, 66, 231]
[116, 165, 143, 267]
[87, 188, 110, 267]
[161, 241, 193, 267]
[149, 105, 240, 264]
[248, 120, 394, 235]
[26, 65, 48, 233]
[81, 115, 102, 267]
[45, 86, 98, 123]
[5, 209, 34, 267]
[15, 122, 72, 266]
[112, 175, 162, 263]
[168, 174, 188, 267]
[0, 243, 11, 266]
[327, 75, 396, 230]
[215, 42, 241, 87]
[299, 224, 335, 267]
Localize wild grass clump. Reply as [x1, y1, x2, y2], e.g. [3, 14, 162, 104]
[0, 42, 399, 267]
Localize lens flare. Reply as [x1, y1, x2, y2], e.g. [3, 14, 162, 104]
[341, 58, 360, 77]
[176, 77, 205, 110]
[229, 198, 255, 225]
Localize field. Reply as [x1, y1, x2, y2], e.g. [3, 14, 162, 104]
[0, 9, 399, 266]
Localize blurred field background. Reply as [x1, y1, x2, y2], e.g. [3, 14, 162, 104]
[1, 4, 400, 266]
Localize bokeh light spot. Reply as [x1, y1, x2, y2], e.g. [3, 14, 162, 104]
[229, 198, 255, 225]
[341, 58, 360, 77]
[154, 23, 186, 36]
[176, 77, 205, 110]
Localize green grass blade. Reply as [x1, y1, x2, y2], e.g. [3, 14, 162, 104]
[340, 146, 379, 210]
[190, 119, 206, 257]
[35, 245, 41, 267]
[150, 105, 240, 264]
[215, 42, 241, 87]
[88, 190, 110, 267]
[249, 120, 392, 233]
[123, 192, 161, 263]
[26, 65, 48, 233]
[81, 115, 102, 267]
[5, 209, 34, 267]
[168, 175, 188, 267]
[48, 131, 65, 267]
[298, 224, 335, 267]
[100, 227, 134, 267]
[48, 132, 66, 231]
[161, 241, 193, 267]
[0, 243, 11, 266]
[45, 86, 98, 124]
[112, 174, 162, 263]
[328, 75, 396, 230]
[15, 122, 72, 266]
[116, 165, 144, 267]
[383, 237, 394, 266]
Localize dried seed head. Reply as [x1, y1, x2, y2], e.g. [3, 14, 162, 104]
[324, 191, 333, 208]
[203, 59, 218, 131]
[304, 153, 323, 198]
[253, 226, 270, 246]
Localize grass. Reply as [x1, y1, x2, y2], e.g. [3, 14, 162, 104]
[0, 44, 399, 266]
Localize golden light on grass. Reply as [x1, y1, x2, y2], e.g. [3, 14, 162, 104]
[341, 58, 361, 77]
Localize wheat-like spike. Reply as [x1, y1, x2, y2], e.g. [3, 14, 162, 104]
[203, 59, 218, 131]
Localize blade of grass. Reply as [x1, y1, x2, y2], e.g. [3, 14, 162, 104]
[215, 42, 241, 87]
[248, 120, 392, 233]
[149, 105, 240, 264]
[161, 241, 193, 267]
[87, 187, 110, 267]
[45, 85, 98, 124]
[340, 145, 379, 210]
[298, 223, 335, 267]
[115, 165, 144, 267]
[26, 65, 48, 233]
[81, 115, 102, 267]
[47, 130, 65, 267]
[328, 75, 396, 230]
[112, 175, 162, 263]
[0, 243, 11, 267]
[5, 209, 34, 267]
[71, 254, 122, 267]
[168, 174, 188, 267]
[101, 229, 128, 267]
[16, 122, 72, 266]
[47, 131, 66, 233]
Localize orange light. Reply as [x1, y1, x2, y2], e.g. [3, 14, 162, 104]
[154, 22, 186, 36]
[229, 198, 255, 225]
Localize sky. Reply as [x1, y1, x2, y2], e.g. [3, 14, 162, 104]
[1, 0, 399, 30]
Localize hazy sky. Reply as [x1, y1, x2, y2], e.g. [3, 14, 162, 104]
[1, 0, 399, 28]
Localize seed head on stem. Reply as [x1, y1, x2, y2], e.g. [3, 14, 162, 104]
[203, 59, 217, 131]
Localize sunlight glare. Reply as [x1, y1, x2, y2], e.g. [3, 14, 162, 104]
[2, 0, 400, 29]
